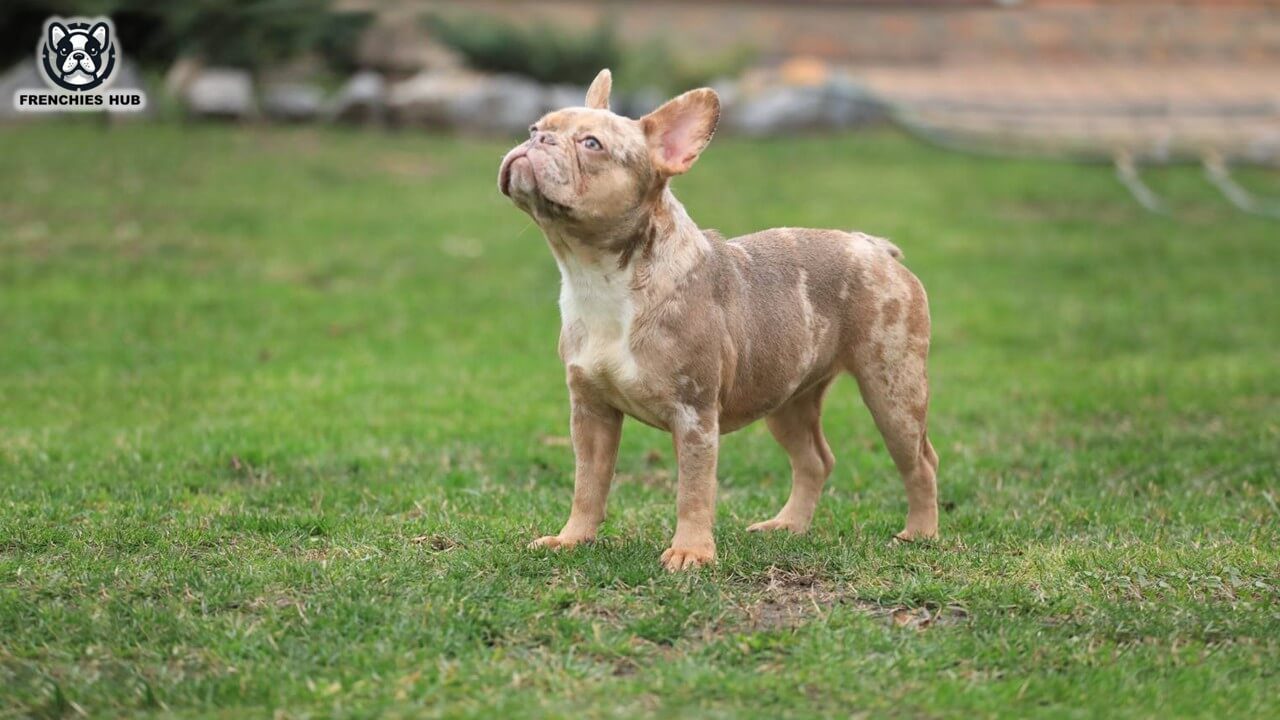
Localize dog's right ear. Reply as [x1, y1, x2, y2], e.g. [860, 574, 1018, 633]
[48, 22, 68, 49]
[641, 88, 720, 177]
[585, 69, 611, 111]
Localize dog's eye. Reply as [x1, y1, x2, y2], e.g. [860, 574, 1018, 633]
[89, 47, 99, 55]
[581, 136, 603, 151]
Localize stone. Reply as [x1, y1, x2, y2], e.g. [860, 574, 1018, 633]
[388, 71, 549, 134]
[618, 86, 665, 118]
[184, 68, 255, 119]
[545, 83, 589, 112]
[725, 73, 883, 136]
[0, 61, 44, 121]
[386, 70, 477, 128]
[263, 82, 324, 122]
[327, 71, 386, 125]
[449, 74, 548, 134]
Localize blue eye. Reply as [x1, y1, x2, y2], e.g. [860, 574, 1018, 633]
[582, 136, 602, 151]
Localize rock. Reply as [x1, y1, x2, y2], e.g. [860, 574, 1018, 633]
[544, 83, 589, 112]
[263, 82, 324, 121]
[725, 74, 883, 136]
[388, 71, 547, 134]
[327, 71, 386, 125]
[449, 74, 548, 134]
[184, 68, 255, 119]
[164, 56, 203, 98]
[618, 86, 665, 118]
[823, 75, 886, 128]
[0, 61, 44, 121]
[386, 70, 477, 128]
[726, 85, 822, 135]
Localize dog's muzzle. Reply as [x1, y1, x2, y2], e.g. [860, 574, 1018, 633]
[498, 148, 532, 197]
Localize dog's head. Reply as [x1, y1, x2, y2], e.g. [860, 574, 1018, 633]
[498, 69, 720, 234]
[48, 21, 109, 85]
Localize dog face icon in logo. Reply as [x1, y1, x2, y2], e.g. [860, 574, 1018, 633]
[40, 17, 117, 92]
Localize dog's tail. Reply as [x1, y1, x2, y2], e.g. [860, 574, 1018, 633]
[854, 232, 904, 262]
[875, 237, 904, 261]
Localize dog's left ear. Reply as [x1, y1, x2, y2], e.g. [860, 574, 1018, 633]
[90, 21, 109, 47]
[585, 69, 611, 110]
[641, 88, 720, 176]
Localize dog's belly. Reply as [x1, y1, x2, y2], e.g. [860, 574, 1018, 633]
[718, 341, 842, 433]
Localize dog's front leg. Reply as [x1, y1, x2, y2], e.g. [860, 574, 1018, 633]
[529, 385, 622, 550]
[661, 408, 719, 571]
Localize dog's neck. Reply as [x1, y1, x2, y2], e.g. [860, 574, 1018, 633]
[543, 187, 709, 284]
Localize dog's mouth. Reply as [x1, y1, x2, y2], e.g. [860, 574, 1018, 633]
[498, 149, 531, 198]
[498, 147, 573, 218]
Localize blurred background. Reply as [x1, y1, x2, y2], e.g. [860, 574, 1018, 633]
[2, 3, 1279, 715]
[4, 1, 1280, 176]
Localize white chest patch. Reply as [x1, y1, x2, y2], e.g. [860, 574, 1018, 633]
[558, 256, 641, 387]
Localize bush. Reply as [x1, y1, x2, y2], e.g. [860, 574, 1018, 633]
[425, 12, 754, 95]
[618, 38, 756, 95]
[0, 0, 372, 72]
[424, 13, 620, 86]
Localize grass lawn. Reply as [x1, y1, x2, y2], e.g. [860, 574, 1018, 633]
[1, 123, 1277, 718]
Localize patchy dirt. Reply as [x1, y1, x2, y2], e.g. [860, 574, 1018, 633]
[410, 534, 459, 552]
[740, 567, 845, 630]
[737, 566, 969, 632]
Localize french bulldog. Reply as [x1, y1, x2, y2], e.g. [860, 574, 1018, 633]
[498, 69, 939, 571]
[47, 21, 109, 88]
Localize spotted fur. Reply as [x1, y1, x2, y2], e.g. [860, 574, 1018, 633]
[499, 70, 939, 570]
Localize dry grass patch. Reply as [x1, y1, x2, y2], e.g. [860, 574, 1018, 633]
[736, 566, 969, 632]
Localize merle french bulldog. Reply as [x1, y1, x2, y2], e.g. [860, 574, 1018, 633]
[47, 21, 110, 88]
[499, 70, 941, 571]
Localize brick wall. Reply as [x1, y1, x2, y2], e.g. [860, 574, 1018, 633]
[343, 0, 1280, 65]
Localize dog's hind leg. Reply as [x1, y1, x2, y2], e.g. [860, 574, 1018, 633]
[748, 377, 837, 534]
[847, 270, 939, 541]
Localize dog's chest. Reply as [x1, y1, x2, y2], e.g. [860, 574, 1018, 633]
[557, 261, 662, 422]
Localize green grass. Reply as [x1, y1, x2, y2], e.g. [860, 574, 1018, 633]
[1, 123, 1277, 719]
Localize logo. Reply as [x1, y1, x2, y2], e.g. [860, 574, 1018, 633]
[13, 16, 146, 113]
[41, 18, 117, 92]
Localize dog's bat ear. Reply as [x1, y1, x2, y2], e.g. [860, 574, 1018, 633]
[48, 22, 68, 48]
[641, 88, 720, 176]
[90, 22, 109, 48]
[585, 69, 611, 110]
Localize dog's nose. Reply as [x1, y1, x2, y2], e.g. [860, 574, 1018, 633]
[535, 132, 557, 146]
[73, 52, 84, 60]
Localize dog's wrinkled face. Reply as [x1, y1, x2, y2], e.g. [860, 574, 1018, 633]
[49, 22, 108, 83]
[499, 69, 720, 234]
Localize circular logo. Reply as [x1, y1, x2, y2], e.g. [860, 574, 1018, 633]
[40, 18, 117, 92]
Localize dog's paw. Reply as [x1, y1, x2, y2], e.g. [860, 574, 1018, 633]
[660, 544, 715, 572]
[746, 517, 808, 534]
[527, 534, 592, 550]
[891, 527, 939, 544]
